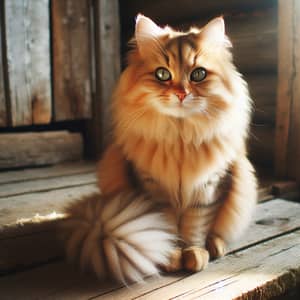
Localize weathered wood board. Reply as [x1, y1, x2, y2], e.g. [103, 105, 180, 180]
[87, 0, 121, 158]
[52, 0, 92, 121]
[0, 199, 299, 300]
[275, 0, 300, 185]
[0, 172, 96, 198]
[0, 161, 95, 185]
[0, 131, 83, 169]
[0, 162, 97, 272]
[0, 7, 7, 127]
[3, 0, 51, 126]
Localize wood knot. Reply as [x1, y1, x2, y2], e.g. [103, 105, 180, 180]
[255, 217, 290, 226]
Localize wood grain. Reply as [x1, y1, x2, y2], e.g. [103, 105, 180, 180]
[0, 199, 299, 300]
[0, 172, 96, 198]
[287, 0, 300, 183]
[0, 131, 83, 169]
[4, 0, 51, 126]
[275, 0, 293, 178]
[0, 5, 7, 127]
[131, 231, 300, 300]
[0, 184, 97, 233]
[52, 0, 92, 121]
[87, 0, 121, 158]
[0, 161, 95, 185]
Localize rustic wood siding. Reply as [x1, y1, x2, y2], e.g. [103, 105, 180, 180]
[3, 0, 51, 126]
[0, 7, 7, 127]
[86, 0, 121, 158]
[276, 0, 300, 183]
[52, 0, 92, 121]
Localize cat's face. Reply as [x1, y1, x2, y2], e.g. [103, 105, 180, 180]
[125, 15, 237, 119]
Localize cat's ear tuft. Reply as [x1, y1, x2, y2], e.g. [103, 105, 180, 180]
[135, 14, 166, 57]
[200, 17, 232, 48]
[135, 14, 165, 40]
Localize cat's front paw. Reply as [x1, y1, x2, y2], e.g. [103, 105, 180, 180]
[206, 234, 226, 259]
[182, 246, 209, 272]
[161, 248, 182, 273]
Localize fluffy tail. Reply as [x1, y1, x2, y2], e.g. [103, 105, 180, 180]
[61, 191, 176, 283]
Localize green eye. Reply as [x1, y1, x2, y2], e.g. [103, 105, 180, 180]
[190, 67, 207, 82]
[155, 67, 171, 81]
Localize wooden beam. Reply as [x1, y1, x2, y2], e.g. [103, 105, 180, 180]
[275, 0, 300, 184]
[87, 0, 121, 158]
[3, 0, 51, 126]
[0, 131, 83, 169]
[52, 0, 92, 121]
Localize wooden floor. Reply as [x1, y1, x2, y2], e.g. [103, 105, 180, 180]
[0, 162, 300, 299]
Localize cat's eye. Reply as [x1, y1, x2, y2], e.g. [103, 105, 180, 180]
[190, 67, 207, 82]
[155, 67, 172, 81]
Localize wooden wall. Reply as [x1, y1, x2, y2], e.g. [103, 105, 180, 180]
[119, 0, 278, 167]
[0, 0, 93, 128]
[275, 0, 300, 183]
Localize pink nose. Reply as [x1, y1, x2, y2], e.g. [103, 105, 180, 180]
[175, 91, 187, 102]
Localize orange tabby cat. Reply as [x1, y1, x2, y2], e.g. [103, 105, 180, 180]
[62, 15, 257, 283]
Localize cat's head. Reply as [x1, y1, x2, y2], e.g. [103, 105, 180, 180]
[113, 15, 250, 142]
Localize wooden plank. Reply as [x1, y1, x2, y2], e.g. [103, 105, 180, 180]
[52, 0, 92, 121]
[0, 200, 300, 290]
[0, 173, 278, 273]
[0, 5, 7, 127]
[127, 231, 300, 300]
[275, 0, 300, 184]
[4, 0, 51, 126]
[0, 131, 83, 169]
[87, 0, 121, 158]
[0, 199, 299, 300]
[287, 0, 300, 184]
[0, 184, 98, 234]
[275, 0, 293, 178]
[0, 172, 96, 198]
[0, 161, 95, 185]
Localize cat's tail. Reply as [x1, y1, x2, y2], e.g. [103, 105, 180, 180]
[61, 191, 176, 283]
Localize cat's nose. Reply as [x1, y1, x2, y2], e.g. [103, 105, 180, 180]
[175, 91, 187, 102]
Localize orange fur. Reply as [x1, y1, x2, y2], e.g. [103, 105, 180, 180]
[63, 15, 257, 284]
[100, 15, 257, 249]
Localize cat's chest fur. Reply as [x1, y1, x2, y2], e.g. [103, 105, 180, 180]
[124, 134, 235, 208]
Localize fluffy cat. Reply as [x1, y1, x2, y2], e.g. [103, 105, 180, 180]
[62, 15, 257, 283]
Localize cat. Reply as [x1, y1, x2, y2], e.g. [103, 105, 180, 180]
[62, 15, 257, 284]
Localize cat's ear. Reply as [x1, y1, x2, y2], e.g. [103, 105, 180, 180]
[135, 14, 166, 57]
[199, 17, 232, 48]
